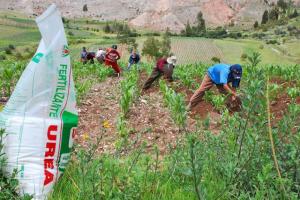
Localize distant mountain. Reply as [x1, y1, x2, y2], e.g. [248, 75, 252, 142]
[0, 0, 299, 32]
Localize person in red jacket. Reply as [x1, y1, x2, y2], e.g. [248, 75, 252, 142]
[105, 45, 121, 77]
[143, 55, 177, 90]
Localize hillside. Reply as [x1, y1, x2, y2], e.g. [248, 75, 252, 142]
[1, 0, 299, 32]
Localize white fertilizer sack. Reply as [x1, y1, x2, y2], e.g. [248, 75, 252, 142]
[0, 4, 78, 199]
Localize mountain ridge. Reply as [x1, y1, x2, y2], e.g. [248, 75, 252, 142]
[0, 0, 299, 32]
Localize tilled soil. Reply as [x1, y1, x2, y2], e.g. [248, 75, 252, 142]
[76, 77, 122, 153]
[78, 73, 300, 155]
[1, 74, 297, 155]
[77, 73, 222, 154]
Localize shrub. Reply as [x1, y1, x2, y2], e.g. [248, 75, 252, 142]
[240, 53, 248, 61]
[8, 44, 15, 50]
[266, 40, 279, 45]
[289, 9, 299, 19]
[274, 28, 286, 35]
[25, 47, 30, 53]
[211, 57, 221, 63]
[259, 44, 264, 49]
[68, 31, 74, 36]
[0, 54, 6, 61]
[4, 48, 12, 55]
[83, 4, 88, 12]
[252, 33, 266, 39]
[287, 25, 296, 32]
[142, 36, 161, 59]
[15, 52, 23, 60]
[143, 32, 161, 37]
[103, 22, 111, 33]
[282, 38, 287, 43]
[254, 21, 259, 29]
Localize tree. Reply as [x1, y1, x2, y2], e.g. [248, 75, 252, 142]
[185, 21, 193, 37]
[289, 9, 299, 18]
[277, 0, 288, 12]
[116, 23, 137, 52]
[165, 27, 172, 37]
[83, 4, 88, 12]
[254, 21, 259, 29]
[142, 37, 161, 59]
[253, 21, 258, 29]
[62, 17, 69, 24]
[261, 10, 269, 24]
[160, 30, 171, 57]
[269, 7, 280, 21]
[103, 22, 111, 33]
[196, 11, 206, 33]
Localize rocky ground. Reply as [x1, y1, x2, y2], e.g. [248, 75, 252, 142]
[2, 0, 297, 32]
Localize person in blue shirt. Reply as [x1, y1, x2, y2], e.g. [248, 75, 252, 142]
[127, 50, 141, 70]
[187, 63, 242, 110]
[80, 47, 88, 64]
[80, 47, 95, 64]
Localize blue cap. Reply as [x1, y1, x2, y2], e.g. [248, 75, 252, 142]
[230, 64, 242, 80]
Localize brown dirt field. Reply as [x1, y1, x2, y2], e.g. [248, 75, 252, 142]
[0, 74, 298, 155]
[76, 72, 222, 154]
[76, 77, 122, 154]
[75, 74, 299, 154]
[270, 77, 300, 122]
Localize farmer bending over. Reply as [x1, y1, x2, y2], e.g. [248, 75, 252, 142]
[127, 50, 141, 70]
[105, 45, 121, 77]
[143, 55, 177, 90]
[96, 48, 106, 64]
[80, 47, 88, 64]
[80, 47, 95, 64]
[187, 63, 242, 110]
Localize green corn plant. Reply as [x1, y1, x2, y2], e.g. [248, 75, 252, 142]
[287, 87, 299, 101]
[170, 93, 187, 130]
[119, 69, 139, 116]
[203, 90, 214, 103]
[144, 63, 154, 76]
[159, 80, 187, 131]
[2, 68, 14, 97]
[115, 114, 130, 153]
[97, 67, 113, 81]
[75, 80, 93, 103]
[159, 80, 170, 106]
[120, 87, 135, 115]
[247, 52, 261, 67]
[268, 83, 282, 101]
[211, 94, 226, 111]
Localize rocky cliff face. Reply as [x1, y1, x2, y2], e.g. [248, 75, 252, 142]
[1, 0, 299, 32]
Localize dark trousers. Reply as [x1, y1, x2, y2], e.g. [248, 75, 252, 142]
[143, 65, 174, 90]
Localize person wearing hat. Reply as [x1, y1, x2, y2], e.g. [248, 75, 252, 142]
[127, 50, 141, 70]
[187, 63, 242, 110]
[143, 55, 177, 90]
[105, 45, 121, 77]
[96, 48, 106, 64]
[80, 47, 95, 64]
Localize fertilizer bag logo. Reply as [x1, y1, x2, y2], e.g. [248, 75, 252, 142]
[62, 45, 70, 57]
